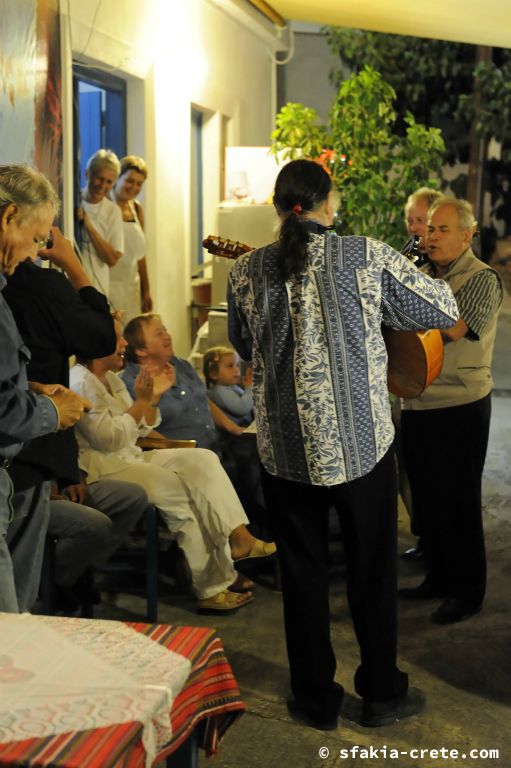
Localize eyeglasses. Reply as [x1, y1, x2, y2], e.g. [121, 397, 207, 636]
[34, 234, 51, 250]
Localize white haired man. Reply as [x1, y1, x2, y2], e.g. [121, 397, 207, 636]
[400, 197, 503, 624]
[404, 187, 442, 263]
[0, 163, 89, 611]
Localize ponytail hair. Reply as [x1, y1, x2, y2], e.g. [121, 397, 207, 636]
[274, 159, 332, 280]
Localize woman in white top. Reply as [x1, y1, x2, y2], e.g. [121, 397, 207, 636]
[69, 319, 276, 613]
[77, 149, 124, 298]
[110, 156, 153, 322]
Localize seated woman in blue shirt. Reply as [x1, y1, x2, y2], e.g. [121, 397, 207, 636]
[121, 315, 267, 529]
[120, 314, 242, 448]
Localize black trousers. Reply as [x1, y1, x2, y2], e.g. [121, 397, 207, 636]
[261, 448, 407, 715]
[401, 394, 491, 606]
[218, 433, 267, 530]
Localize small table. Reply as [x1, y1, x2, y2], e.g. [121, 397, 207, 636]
[0, 616, 246, 767]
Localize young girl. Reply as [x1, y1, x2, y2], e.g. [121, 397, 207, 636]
[203, 346, 253, 428]
[203, 347, 266, 530]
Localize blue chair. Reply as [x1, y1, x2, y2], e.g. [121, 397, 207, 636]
[40, 503, 161, 622]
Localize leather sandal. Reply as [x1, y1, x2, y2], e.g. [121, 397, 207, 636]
[197, 589, 254, 614]
[234, 539, 277, 563]
[228, 573, 255, 593]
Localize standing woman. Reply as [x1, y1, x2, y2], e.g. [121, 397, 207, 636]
[110, 156, 153, 322]
[227, 159, 460, 731]
[78, 149, 124, 299]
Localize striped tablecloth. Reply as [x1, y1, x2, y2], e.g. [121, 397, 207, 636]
[0, 621, 246, 767]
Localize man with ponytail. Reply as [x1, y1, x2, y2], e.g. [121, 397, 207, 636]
[228, 159, 459, 730]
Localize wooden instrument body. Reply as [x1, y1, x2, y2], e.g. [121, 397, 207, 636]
[382, 326, 444, 399]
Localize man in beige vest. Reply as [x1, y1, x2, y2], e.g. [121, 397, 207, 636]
[399, 197, 503, 624]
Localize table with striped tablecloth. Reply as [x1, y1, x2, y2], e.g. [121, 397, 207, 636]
[0, 616, 246, 767]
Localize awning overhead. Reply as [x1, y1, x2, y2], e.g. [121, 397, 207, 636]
[250, 0, 511, 48]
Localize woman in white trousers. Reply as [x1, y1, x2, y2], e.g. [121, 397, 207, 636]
[70, 321, 275, 612]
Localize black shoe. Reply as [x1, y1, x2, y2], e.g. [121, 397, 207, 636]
[398, 581, 444, 600]
[74, 576, 101, 605]
[361, 687, 425, 727]
[287, 682, 343, 731]
[53, 585, 80, 614]
[401, 546, 424, 562]
[430, 598, 482, 625]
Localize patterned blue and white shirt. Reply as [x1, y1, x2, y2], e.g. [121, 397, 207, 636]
[228, 231, 459, 487]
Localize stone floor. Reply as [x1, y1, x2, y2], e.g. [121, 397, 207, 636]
[94, 295, 511, 768]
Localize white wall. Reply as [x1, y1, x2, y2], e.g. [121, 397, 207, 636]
[277, 24, 341, 125]
[61, 0, 284, 354]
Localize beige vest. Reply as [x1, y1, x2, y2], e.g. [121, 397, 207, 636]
[403, 248, 502, 411]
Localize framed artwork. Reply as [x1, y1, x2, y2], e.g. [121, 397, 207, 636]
[0, 0, 62, 199]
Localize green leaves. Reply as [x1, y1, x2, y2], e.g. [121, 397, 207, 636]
[270, 103, 329, 161]
[474, 57, 511, 143]
[323, 27, 475, 127]
[317, 27, 511, 237]
[271, 67, 445, 246]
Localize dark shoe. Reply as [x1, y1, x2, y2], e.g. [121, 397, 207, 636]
[53, 576, 100, 616]
[430, 598, 482, 625]
[401, 546, 424, 562]
[287, 682, 343, 731]
[53, 585, 80, 615]
[399, 581, 444, 600]
[74, 576, 101, 605]
[362, 687, 425, 727]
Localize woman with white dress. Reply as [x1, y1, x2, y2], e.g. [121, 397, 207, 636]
[110, 156, 153, 322]
[69, 319, 276, 613]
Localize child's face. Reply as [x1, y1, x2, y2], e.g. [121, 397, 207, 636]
[216, 354, 240, 386]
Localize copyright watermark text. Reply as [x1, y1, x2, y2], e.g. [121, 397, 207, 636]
[318, 745, 500, 760]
